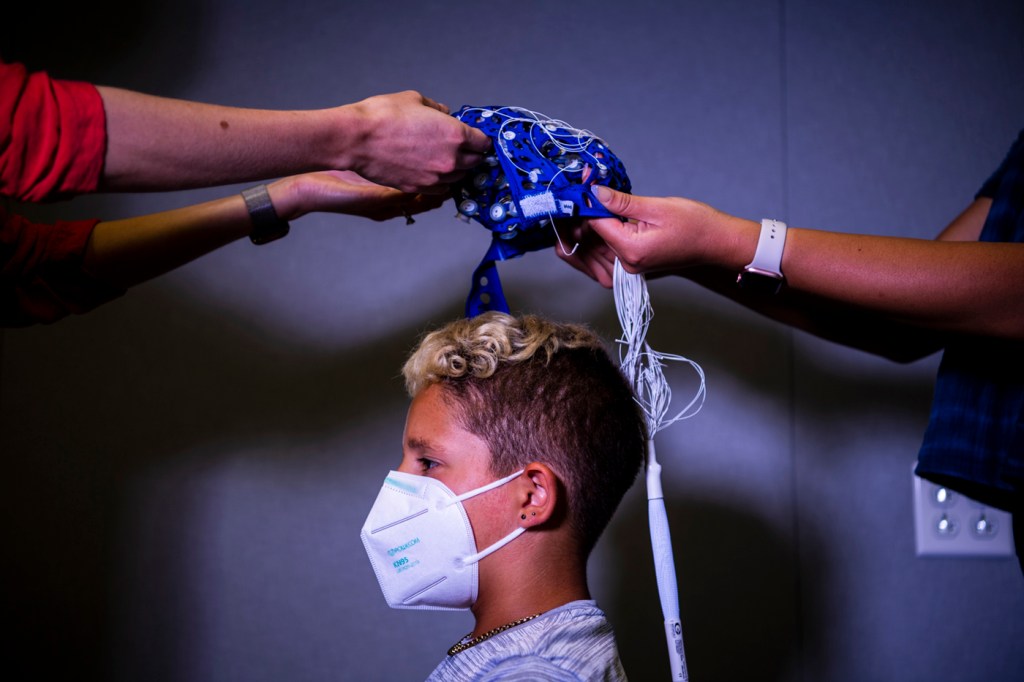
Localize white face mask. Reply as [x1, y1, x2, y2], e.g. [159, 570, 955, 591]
[360, 468, 526, 611]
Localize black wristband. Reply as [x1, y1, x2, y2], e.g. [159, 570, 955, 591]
[242, 184, 290, 245]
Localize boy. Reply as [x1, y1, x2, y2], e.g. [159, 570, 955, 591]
[361, 311, 646, 680]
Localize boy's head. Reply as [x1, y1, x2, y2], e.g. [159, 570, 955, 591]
[402, 311, 646, 556]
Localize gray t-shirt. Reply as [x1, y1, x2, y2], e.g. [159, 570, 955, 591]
[426, 600, 627, 681]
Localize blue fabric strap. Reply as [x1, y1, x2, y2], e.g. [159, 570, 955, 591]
[465, 227, 558, 316]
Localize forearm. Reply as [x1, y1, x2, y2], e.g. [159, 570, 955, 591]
[683, 208, 1024, 354]
[778, 230, 1024, 338]
[97, 86, 351, 191]
[81, 189, 257, 288]
[683, 265, 949, 362]
[79, 172, 431, 289]
[95, 87, 489, 195]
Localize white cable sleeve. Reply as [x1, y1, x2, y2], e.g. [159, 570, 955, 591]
[647, 440, 688, 681]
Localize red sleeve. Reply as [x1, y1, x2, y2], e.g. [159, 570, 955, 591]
[0, 61, 107, 202]
[1, 203, 124, 326]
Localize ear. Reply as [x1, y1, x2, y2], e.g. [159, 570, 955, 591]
[515, 462, 559, 529]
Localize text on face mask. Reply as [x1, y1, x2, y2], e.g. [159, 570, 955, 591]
[387, 537, 421, 557]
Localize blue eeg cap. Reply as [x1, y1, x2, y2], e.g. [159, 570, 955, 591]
[451, 105, 631, 317]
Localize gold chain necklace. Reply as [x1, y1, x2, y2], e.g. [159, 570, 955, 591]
[447, 613, 542, 656]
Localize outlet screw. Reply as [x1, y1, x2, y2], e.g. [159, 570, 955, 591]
[935, 513, 959, 537]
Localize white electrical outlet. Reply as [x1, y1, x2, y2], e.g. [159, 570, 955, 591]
[913, 465, 1015, 558]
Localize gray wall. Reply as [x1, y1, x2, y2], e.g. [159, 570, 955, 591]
[2, 1, 1022, 680]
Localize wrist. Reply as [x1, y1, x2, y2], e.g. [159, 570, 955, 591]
[243, 183, 291, 245]
[328, 103, 369, 174]
[698, 209, 760, 270]
[266, 177, 307, 221]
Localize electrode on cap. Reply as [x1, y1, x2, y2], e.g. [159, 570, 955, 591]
[489, 204, 507, 221]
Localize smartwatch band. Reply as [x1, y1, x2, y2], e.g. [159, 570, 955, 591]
[745, 219, 787, 277]
[736, 219, 787, 294]
[242, 184, 290, 245]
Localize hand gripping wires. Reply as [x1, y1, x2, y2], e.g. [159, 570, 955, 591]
[613, 259, 706, 682]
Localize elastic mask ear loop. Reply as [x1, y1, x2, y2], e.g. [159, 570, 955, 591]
[450, 469, 525, 505]
[460, 526, 527, 566]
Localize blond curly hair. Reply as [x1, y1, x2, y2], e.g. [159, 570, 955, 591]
[403, 312, 601, 396]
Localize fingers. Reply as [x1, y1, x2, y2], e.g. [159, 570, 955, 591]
[581, 249, 616, 288]
[454, 151, 487, 172]
[419, 94, 449, 115]
[462, 125, 493, 155]
[413, 91, 491, 158]
[558, 249, 600, 282]
[412, 182, 454, 196]
[359, 189, 445, 222]
[378, 92, 491, 191]
[586, 216, 634, 252]
[363, 189, 444, 222]
[590, 185, 637, 219]
[556, 245, 615, 288]
[301, 171, 441, 221]
[553, 221, 618, 288]
[406, 193, 447, 215]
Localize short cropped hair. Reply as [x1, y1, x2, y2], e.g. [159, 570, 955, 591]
[403, 312, 646, 556]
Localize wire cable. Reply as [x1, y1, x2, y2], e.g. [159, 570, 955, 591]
[613, 259, 705, 681]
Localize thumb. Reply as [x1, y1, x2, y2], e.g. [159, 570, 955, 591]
[463, 124, 492, 153]
[591, 185, 638, 219]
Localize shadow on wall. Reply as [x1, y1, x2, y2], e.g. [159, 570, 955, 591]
[0, 1, 207, 91]
[1, 283, 468, 681]
[606, 493, 823, 682]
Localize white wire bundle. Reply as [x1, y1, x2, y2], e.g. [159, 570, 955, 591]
[613, 258, 705, 682]
[614, 259, 706, 434]
[458, 105, 607, 178]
